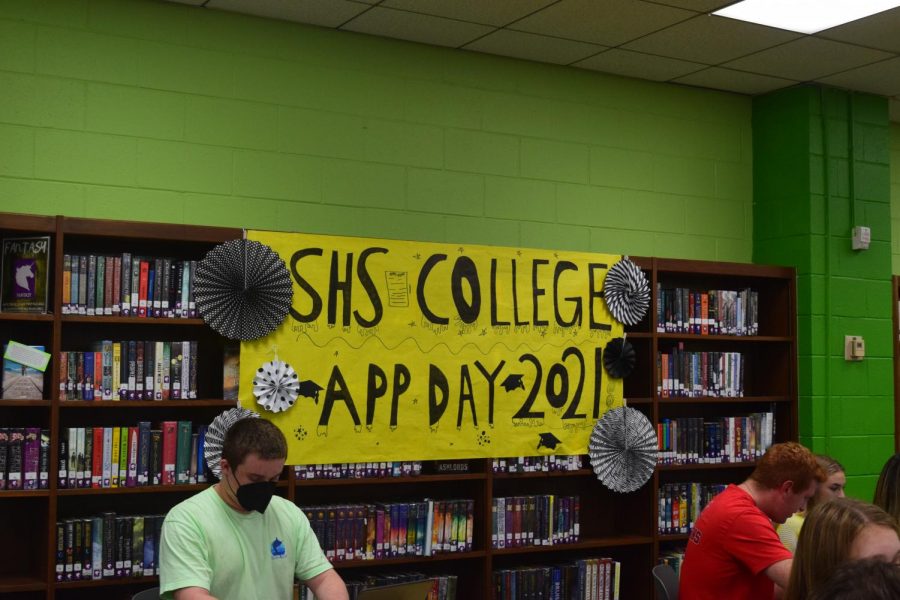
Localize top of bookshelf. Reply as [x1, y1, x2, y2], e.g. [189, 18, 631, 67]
[60, 217, 241, 244]
[0, 213, 56, 234]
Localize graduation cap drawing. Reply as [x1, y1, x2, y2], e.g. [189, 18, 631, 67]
[298, 380, 324, 403]
[603, 337, 636, 379]
[501, 374, 526, 392]
[194, 239, 293, 340]
[537, 432, 562, 451]
[602, 256, 650, 327]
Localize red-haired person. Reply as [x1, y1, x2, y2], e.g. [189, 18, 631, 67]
[679, 442, 826, 600]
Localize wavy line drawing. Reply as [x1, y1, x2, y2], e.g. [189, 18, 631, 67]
[293, 330, 611, 357]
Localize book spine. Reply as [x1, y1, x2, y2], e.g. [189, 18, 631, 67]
[112, 256, 121, 315]
[176, 421, 192, 484]
[143, 340, 154, 400]
[188, 259, 197, 317]
[129, 340, 138, 400]
[104, 256, 114, 315]
[189, 340, 198, 398]
[153, 257, 163, 317]
[121, 252, 132, 316]
[180, 341, 190, 399]
[161, 421, 177, 485]
[23, 427, 40, 489]
[62, 254, 71, 314]
[180, 261, 190, 318]
[138, 260, 149, 318]
[102, 340, 113, 400]
[154, 340, 164, 401]
[86, 254, 96, 316]
[161, 342, 170, 401]
[77, 255, 87, 314]
[150, 429, 163, 486]
[95, 254, 105, 315]
[126, 426, 138, 487]
[137, 421, 151, 486]
[161, 257, 170, 317]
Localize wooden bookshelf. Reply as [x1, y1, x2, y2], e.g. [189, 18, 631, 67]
[0, 214, 798, 600]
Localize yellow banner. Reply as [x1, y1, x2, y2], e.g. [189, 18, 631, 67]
[241, 230, 624, 464]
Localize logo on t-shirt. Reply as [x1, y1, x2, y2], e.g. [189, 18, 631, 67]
[690, 528, 702, 545]
[271, 538, 286, 559]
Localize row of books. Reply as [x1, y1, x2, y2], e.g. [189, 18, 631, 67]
[293, 462, 424, 479]
[657, 348, 745, 397]
[301, 499, 475, 561]
[58, 422, 208, 488]
[55, 513, 163, 581]
[493, 558, 621, 600]
[302, 574, 458, 600]
[656, 412, 775, 465]
[62, 253, 197, 318]
[492, 455, 583, 473]
[59, 340, 199, 401]
[491, 495, 580, 549]
[656, 286, 759, 336]
[658, 482, 727, 535]
[0, 427, 50, 490]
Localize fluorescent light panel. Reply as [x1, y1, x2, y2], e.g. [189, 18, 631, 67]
[714, 0, 900, 34]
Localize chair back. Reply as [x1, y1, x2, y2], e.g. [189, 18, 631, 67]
[652, 564, 679, 600]
[132, 587, 161, 600]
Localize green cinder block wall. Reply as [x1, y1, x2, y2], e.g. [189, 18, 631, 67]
[755, 87, 894, 500]
[892, 123, 900, 271]
[0, 0, 753, 261]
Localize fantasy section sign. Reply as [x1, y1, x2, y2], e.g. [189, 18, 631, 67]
[240, 230, 625, 464]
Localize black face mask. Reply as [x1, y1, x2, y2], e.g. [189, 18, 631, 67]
[227, 472, 277, 514]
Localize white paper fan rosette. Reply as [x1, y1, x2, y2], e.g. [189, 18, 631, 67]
[253, 359, 300, 414]
[194, 239, 293, 340]
[204, 407, 259, 479]
[589, 406, 658, 493]
[603, 257, 650, 326]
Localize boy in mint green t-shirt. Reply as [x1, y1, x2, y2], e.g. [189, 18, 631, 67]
[160, 419, 348, 600]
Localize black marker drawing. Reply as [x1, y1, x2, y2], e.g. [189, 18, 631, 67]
[501, 374, 525, 392]
[537, 432, 562, 451]
[298, 380, 324, 403]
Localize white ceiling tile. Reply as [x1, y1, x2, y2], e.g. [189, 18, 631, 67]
[381, 0, 557, 27]
[817, 57, 900, 97]
[724, 37, 894, 82]
[207, 0, 370, 28]
[509, 0, 694, 47]
[341, 6, 494, 47]
[464, 29, 604, 65]
[575, 48, 706, 81]
[818, 7, 900, 53]
[673, 67, 797, 95]
[623, 14, 801, 64]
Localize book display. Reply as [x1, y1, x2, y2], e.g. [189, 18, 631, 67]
[0, 214, 797, 600]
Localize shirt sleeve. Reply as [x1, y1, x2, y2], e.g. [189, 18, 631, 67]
[159, 512, 214, 599]
[724, 510, 793, 575]
[293, 506, 333, 582]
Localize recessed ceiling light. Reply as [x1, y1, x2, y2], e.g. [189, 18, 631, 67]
[713, 0, 900, 34]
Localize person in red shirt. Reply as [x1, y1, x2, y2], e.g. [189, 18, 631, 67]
[679, 442, 826, 600]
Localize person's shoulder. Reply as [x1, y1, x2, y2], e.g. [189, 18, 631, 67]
[166, 487, 217, 521]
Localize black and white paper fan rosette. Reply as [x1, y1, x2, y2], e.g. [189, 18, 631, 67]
[195, 239, 293, 340]
[589, 407, 658, 493]
[603, 257, 650, 326]
[253, 359, 300, 414]
[603, 337, 636, 379]
[204, 407, 259, 479]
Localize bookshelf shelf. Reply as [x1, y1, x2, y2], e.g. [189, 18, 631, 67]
[0, 490, 51, 498]
[0, 399, 50, 407]
[334, 550, 487, 569]
[492, 536, 653, 556]
[657, 534, 690, 542]
[58, 400, 237, 409]
[657, 395, 790, 405]
[0, 575, 47, 593]
[58, 484, 211, 496]
[0, 217, 799, 600]
[295, 472, 487, 487]
[53, 576, 158, 589]
[492, 469, 593, 480]
[60, 315, 206, 325]
[0, 312, 54, 322]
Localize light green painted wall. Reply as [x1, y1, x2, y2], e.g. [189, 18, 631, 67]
[0, 0, 753, 261]
[754, 87, 894, 500]
[892, 124, 900, 271]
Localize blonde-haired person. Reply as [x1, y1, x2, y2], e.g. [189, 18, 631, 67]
[785, 498, 900, 600]
[874, 453, 900, 523]
[777, 454, 846, 552]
